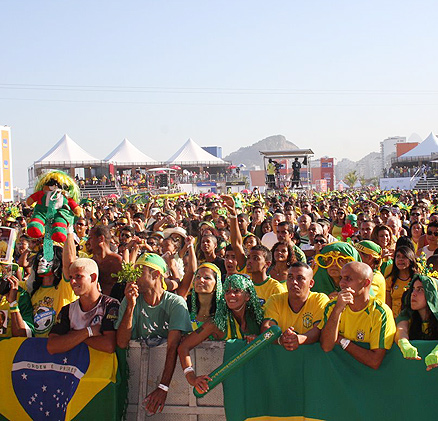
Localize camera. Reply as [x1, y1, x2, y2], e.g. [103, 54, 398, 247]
[0, 264, 18, 296]
[0, 278, 10, 296]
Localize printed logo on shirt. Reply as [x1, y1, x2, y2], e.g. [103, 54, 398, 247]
[34, 306, 56, 334]
[356, 329, 365, 341]
[303, 312, 313, 329]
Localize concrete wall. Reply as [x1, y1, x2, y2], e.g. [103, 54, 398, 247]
[126, 341, 226, 421]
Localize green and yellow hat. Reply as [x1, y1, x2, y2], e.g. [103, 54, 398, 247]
[354, 240, 381, 259]
[135, 253, 167, 275]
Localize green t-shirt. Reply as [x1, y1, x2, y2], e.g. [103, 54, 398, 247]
[116, 291, 192, 339]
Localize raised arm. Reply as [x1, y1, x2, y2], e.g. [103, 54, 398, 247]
[176, 236, 197, 299]
[63, 226, 77, 280]
[116, 283, 138, 349]
[221, 195, 246, 269]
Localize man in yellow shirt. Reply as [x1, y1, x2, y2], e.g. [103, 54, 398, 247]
[262, 262, 329, 350]
[246, 245, 286, 306]
[320, 262, 396, 369]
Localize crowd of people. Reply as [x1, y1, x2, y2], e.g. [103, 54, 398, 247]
[2, 186, 438, 414]
[383, 164, 438, 178]
[76, 169, 245, 192]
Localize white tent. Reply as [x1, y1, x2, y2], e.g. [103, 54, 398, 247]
[399, 132, 438, 158]
[167, 138, 225, 165]
[104, 138, 156, 165]
[36, 134, 99, 164]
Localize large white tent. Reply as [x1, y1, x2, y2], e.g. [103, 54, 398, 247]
[35, 134, 100, 164]
[104, 138, 156, 165]
[399, 132, 438, 159]
[167, 138, 226, 165]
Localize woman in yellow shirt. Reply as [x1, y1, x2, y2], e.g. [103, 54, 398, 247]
[385, 246, 419, 318]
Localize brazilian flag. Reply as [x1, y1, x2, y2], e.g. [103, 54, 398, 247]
[0, 338, 127, 421]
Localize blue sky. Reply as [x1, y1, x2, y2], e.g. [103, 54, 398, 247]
[2, 1, 438, 188]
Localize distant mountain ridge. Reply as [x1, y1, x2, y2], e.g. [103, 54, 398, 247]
[226, 134, 382, 179]
[224, 135, 299, 168]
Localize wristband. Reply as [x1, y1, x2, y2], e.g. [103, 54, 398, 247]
[188, 244, 194, 248]
[67, 225, 74, 234]
[340, 338, 350, 350]
[87, 326, 93, 337]
[277, 336, 282, 346]
[183, 366, 195, 375]
[158, 383, 169, 392]
[9, 300, 18, 308]
[229, 214, 237, 219]
[10, 307, 19, 313]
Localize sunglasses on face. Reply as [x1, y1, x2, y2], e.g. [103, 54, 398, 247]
[76, 222, 86, 227]
[314, 239, 327, 244]
[411, 213, 421, 217]
[314, 253, 355, 269]
[427, 230, 438, 237]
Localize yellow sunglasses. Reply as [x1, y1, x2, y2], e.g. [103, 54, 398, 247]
[315, 251, 355, 269]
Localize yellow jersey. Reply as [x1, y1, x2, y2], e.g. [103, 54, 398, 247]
[386, 276, 411, 318]
[371, 270, 386, 303]
[253, 276, 287, 306]
[264, 291, 329, 334]
[321, 297, 396, 350]
[31, 277, 77, 337]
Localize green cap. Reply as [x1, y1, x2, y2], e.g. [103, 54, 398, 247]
[135, 253, 167, 275]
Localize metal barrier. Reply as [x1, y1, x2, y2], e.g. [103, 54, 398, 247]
[126, 340, 226, 421]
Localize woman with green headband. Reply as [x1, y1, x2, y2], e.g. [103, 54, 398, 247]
[396, 274, 438, 371]
[313, 242, 361, 297]
[183, 262, 223, 332]
[178, 274, 264, 393]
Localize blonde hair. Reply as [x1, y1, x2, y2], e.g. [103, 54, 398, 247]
[70, 258, 99, 278]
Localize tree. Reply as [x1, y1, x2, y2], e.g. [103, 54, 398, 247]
[344, 171, 358, 188]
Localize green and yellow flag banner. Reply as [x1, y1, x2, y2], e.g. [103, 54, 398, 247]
[223, 341, 438, 421]
[0, 338, 127, 421]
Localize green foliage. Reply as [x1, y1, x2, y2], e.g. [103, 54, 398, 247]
[111, 262, 142, 283]
[344, 171, 358, 188]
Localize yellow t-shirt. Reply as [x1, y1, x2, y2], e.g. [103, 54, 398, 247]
[237, 264, 248, 276]
[331, 224, 343, 240]
[31, 277, 77, 337]
[386, 276, 410, 318]
[371, 271, 386, 303]
[264, 291, 329, 334]
[253, 276, 287, 306]
[321, 297, 396, 350]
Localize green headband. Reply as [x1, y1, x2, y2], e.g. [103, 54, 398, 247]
[190, 263, 224, 322]
[355, 240, 382, 259]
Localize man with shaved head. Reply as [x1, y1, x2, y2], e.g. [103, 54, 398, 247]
[320, 262, 396, 369]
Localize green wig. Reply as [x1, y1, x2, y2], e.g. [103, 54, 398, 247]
[214, 274, 264, 333]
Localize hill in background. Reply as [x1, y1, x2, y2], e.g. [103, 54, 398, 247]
[226, 134, 382, 180]
[224, 135, 299, 169]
